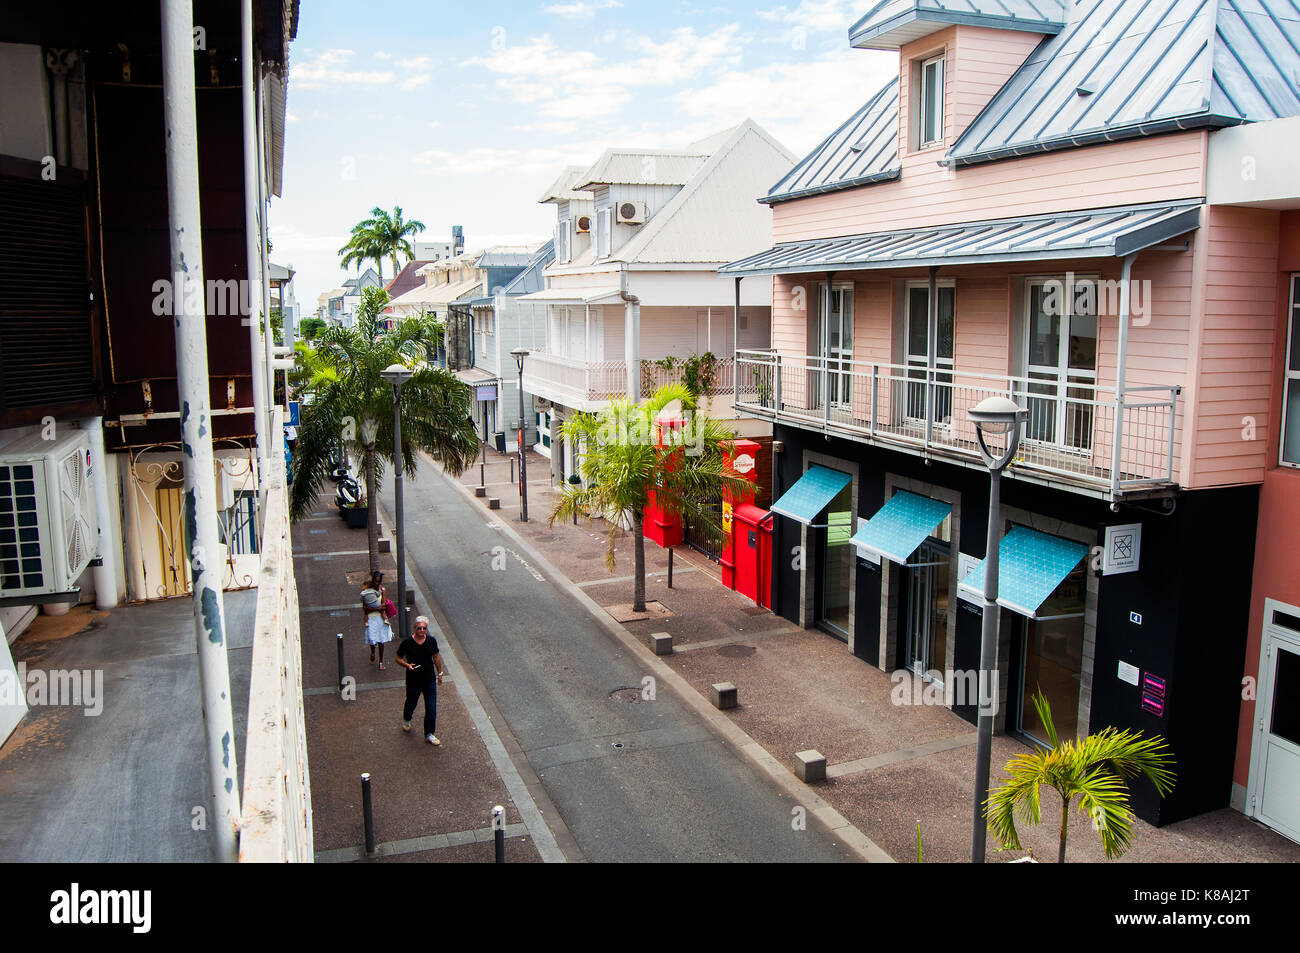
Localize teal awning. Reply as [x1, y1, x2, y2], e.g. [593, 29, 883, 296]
[958, 526, 1089, 618]
[851, 491, 952, 565]
[770, 465, 852, 525]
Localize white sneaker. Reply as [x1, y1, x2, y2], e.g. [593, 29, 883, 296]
[402, 722, 411, 732]
[426, 734, 440, 746]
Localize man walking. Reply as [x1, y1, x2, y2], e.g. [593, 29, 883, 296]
[396, 615, 445, 745]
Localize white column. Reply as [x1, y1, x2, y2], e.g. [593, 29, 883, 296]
[255, 71, 275, 416]
[82, 417, 119, 609]
[240, 0, 269, 475]
[160, 0, 241, 862]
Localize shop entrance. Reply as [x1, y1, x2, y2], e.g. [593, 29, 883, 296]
[1016, 558, 1087, 745]
[1250, 601, 1300, 843]
[904, 536, 950, 680]
[816, 481, 854, 642]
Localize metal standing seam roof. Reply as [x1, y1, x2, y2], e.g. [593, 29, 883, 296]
[770, 465, 853, 524]
[949, 0, 1300, 166]
[850, 491, 953, 564]
[957, 525, 1089, 618]
[850, 0, 1068, 49]
[465, 241, 557, 306]
[719, 199, 1201, 276]
[762, 79, 901, 205]
[574, 150, 710, 190]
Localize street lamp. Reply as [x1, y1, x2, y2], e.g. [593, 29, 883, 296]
[381, 363, 415, 642]
[968, 395, 1028, 863]
[510, 348, 530, 522]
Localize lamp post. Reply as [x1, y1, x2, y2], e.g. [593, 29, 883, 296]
[511, 348, 530, 522]
[381, 363, 415, 642]
[969, 394, 1027, 864]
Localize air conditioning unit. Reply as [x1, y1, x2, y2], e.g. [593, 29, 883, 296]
[615, 200, 646, 225]
[574, 215, 592, 234]
[0, 429, 98, 600]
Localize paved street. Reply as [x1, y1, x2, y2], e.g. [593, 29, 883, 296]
[379, 460, 853, 863]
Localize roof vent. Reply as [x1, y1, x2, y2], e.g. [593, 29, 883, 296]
[1076, 83, 1096, 97]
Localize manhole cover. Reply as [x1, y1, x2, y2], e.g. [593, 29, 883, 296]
[717, 644, 756, 658]
[608, 687, 642, 703]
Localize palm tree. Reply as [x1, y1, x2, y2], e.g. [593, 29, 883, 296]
[549, 383, 754, 612]
[985, 689, 1176, 862]
[338, 205, 426, 284]
[290, 286, 478, 573]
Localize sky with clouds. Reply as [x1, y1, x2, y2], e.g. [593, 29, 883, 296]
[273, 0, 897, 311]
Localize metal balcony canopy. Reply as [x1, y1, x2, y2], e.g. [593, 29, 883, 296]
[956, 526, 1089, 618]
[770, 465, 853, 524]
[849, 0, 1067, 50]
[719, 200, 1200, 277]
[518, 286, 623, 304]
[851, 491, 952, 565]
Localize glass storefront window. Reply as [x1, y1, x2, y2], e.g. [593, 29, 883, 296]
[1018, 558, 1087, 746]
[818, 481, 853, 640]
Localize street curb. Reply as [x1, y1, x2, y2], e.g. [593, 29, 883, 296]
[431, 454, 894, 864]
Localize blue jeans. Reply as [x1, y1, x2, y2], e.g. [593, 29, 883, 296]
[403, 679, 437, 736]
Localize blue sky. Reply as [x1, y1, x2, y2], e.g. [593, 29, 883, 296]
[273, 0, 897, 310]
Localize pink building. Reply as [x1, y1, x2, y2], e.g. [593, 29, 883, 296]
[721, 0, 1300, 831]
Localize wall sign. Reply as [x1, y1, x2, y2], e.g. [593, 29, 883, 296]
[1141, 672, 1167, 717]
[957, 552, 980, 603]
[1103, 523, 1142, 575]
[1117, 660, 1140, 686]
[475, 384, 498, 402]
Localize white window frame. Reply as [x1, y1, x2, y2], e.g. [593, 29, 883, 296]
[557, 219, 572, 264]
[1282, 274, 1300, 468]
[918, 53, 945, 149]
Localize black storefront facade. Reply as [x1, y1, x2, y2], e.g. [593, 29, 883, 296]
[768, 421, 1258, 826]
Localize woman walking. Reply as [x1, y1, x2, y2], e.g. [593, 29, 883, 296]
[361, 571, 393, 669]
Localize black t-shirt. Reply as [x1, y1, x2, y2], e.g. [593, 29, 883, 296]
[397, 635, 440, 684]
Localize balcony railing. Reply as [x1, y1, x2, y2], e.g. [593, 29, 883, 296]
[736, 350, 1180, 497]
[239, 408, 313, 862]
[523, 352, 735, 407]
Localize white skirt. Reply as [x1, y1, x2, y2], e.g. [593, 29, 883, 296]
[364, 613, 393, 646]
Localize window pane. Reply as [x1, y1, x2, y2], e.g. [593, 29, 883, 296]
[1284, 378, 1300, 465]
[1290, 276, 1299, 372]
[938, 286, 954, 360]
[1270, 646, 1300, 746]
[908, 288, 928, 357]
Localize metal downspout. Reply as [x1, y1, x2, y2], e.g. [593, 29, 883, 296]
[1110, 253, 1137, 499]
[927, 266, 938, 453]
[822, 274, 832, 430]
[83, 417, 119, 609]
[620, 263, 640, 402]
[160, 0, 240, 862]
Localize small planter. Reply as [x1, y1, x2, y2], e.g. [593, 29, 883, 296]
[342, 505, 369, 529]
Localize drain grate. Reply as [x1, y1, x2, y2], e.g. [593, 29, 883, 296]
[608, 687, 642, 703]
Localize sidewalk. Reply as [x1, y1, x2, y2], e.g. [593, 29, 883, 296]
[451, 443, 1300, 863]
[293, 497, 546, 863]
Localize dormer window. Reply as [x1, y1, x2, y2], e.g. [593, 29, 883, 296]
[918, 53, 945, 148]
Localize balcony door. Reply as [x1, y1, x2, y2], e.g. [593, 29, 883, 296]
[815, 285, 854, 409]
[1024, 280, 1097, 452]
[904, 284, 955, 425]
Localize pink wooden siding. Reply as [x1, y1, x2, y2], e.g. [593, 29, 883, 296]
[772, 132, 1208, 244]
[945, 28, 1044, 144]
[1185, 205, 1282, 487]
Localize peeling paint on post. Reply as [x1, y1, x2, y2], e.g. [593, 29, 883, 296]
[161, 0, 241, 864]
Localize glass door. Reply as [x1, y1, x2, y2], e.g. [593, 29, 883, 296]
[1017, 557, 1087, 745]
[905, 529, 951, 680]
[817, 481, 853, 641]
[1025, 280, 1097, 451]
[817, 285, 854, 410]
[904, 285, 955, 425]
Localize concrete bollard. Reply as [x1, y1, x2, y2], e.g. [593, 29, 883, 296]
[795, 749, 827, 783]
[488, 498, 501, 510]
[710, 682, 738, 710]
[474, 486, 487, 498]
[649, 632, 673, 656]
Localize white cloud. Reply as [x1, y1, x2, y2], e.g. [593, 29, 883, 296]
[675, 46, 897, 155]
[293, 49, 396, 89]
[286, 110, 299, 123]
[399, 75, 432, 92]
[542, 0, 623, 17]
[757, 0, 860, 31]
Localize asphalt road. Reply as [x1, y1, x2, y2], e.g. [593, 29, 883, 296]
[380, 461, 850, 863]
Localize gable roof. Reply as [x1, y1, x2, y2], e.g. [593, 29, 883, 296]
[949, 0, 1300, 166]
[538, 166, 594, 204]
[763, 78, 900, 204]
[612, 120, 798, 264]
[850, 0, 1068, 49]
[475, 246, 543, 269]
[501, 240, 556, 296]
[574, 149, 710, 191]
[384, 259, 433, 299]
